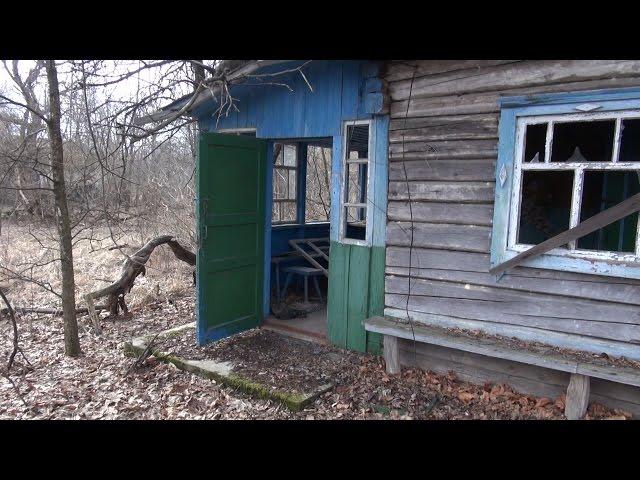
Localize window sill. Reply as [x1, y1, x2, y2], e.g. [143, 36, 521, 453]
[493, 247, 640, 280]
[272, 222, 330, 229]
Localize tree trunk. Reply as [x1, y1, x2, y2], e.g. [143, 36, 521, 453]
[46, 60, 81, 357]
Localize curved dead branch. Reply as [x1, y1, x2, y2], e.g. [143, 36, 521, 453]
[84, 235, 195, 332]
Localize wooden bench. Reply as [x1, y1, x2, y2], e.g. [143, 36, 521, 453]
[364, 315, 640, 420]
[271, 246, 329, 297]
[280, 265, 324, 303]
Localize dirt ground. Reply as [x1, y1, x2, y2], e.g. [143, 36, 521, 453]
[0, 290, 632, 420]
[161, 327, 339, 395]
[0, 222, 633, 420]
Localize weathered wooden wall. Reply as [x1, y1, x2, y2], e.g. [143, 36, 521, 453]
[383, 60, 640, 412]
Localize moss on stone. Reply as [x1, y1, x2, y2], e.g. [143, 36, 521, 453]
[122, 338, 332, 412]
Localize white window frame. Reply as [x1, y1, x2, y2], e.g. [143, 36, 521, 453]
[508, 109, 640, 265]
[339, 119, 373, 246]
[216, 128, 257, 136]
[272, 143, 298, 225]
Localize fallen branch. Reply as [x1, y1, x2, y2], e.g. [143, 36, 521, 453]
[84, 235, 195, 332]
[1, 305, 108, 316]
[126, 332, 162, 376]
[0, 288, 20, 370]
[0, 370, 28, 407]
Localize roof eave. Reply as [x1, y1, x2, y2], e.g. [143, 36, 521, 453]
[133, 60, 293, 126]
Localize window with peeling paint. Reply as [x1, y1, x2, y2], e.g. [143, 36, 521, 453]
[340, 120, 371, 244]
[512, 113, 640, 256]
[491, 89, 640, 280]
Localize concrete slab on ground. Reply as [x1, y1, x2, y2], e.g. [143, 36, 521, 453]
[123, 322, 334, 411]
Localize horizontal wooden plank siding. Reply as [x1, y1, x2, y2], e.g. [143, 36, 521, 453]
[383, 60, 640, 413]
[389, 60, 640, 101]
[389, 159, 496, 182]
[387, 201, 493, 226]
[390, 77, 640, 119]
[386, 222, 491, 253]
[388, 181, 495, 203]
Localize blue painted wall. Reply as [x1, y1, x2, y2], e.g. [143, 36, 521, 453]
[197, 61, 380, 137]
[194, 60, 388, 318]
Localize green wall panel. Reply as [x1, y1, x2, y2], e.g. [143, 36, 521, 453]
[327, 242, 385, 354]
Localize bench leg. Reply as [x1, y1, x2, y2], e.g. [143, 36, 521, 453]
[383, 335, 401, 375]
[565, 373, 590, 420]
[312, 276, 322, 301]
[280, 273, 292, 302]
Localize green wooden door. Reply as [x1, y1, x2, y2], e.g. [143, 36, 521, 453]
[196, 133, 268, 344]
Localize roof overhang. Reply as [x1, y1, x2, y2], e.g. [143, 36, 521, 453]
[133, 60, 294, 126]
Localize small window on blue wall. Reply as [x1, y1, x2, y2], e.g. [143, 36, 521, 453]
[305, 144, 332, 223]
[340, 120, 371, 244]
[272, 143, 297, 224]
[492, 89, 640, 279]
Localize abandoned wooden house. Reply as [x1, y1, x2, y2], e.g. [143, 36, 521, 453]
[147, 60, 640, 418]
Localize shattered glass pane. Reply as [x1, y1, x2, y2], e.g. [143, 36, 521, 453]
[524, 123, 547, 163]
[518, 171, 573, 245]
[551, 120, 615, 163]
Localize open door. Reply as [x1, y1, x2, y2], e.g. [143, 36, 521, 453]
[196, 133, 268, 344]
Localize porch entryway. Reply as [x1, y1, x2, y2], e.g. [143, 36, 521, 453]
[264, 138, 335, 342]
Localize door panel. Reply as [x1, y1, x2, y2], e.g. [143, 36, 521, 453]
[197, 133, 267, 344]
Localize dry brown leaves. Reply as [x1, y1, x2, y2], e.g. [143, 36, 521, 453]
[0, 289, 633, 420]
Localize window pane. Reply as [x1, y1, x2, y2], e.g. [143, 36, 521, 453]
[345, 205, 367, 223]
[577, 171, 639, 253]
[343, 123, 370, 241]
[281, 201, 296, 222]
[346, 163, 367, 204]
[272, 143, 297, 223]
[273, 200, 296, 223]
[288, 170, 296, 200]
[551, 120, 615, 163]
[274, 144, 283, 165]
[346, 124, 369, 159]
[345, 206, 366, 240]
[273, 168, 287, 199]
[619, 119, 640, 162]
[523, 123, 547, 163]
[305, 145, 331, 222]
[283, 145, 296, 166]
[518, 171, 573, 245]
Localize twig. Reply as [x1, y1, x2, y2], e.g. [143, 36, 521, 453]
[126, 332, 162, 376]
[0, 288, 20, 370]
[0, 370, 28, 407]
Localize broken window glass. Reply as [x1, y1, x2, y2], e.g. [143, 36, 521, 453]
[577, 171, 640, 252]
[518, 170, 573, 245]
[551, 120, 615, 163]
[523, 123, 547, 163]
[619, 119, 640, 163]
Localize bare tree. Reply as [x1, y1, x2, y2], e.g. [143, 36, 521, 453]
[46, 60, 81, 356]
[0, 60, 314, 356]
